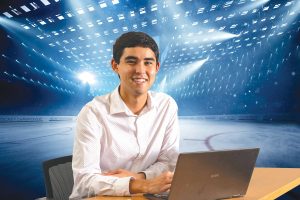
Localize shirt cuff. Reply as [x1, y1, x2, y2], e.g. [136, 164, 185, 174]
[138, 172, 146, 179]
[142, 170, 156, 180]
[113, 176, 132, 196]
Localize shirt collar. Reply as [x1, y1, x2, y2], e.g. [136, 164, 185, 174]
[109, 86, 156, 115]
[109, 87, 126, 115]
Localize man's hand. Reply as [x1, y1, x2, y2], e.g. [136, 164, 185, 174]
[129, 171, 173, 194]
[103, 169, 146, 180]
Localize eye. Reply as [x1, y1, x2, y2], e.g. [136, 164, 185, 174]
[126, 59, 136, 65]
[145, 61, 154, 66]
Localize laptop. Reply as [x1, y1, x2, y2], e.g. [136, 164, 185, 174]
[144, 148, 259, 200]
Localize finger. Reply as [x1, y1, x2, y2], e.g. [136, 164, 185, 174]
[165, 171, 174, 177]
[102, 172, 113, 175]
[161, 172, 173, 183]
[103, 169, 119, 175]
[161, 184, 171, 192]
[110, 174, 124, 178]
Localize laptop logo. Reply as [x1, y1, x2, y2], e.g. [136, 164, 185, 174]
[210, 173, 220, 178]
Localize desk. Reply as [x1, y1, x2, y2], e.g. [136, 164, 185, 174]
[87, 168, 300, 200]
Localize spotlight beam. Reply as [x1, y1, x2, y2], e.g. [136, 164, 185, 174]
[158, 58, 208, 92]
[239, 0, 270, 13]
[158, 75, 167, 92]
[178, 58, 209, 83]
[184, 31, 240, 44]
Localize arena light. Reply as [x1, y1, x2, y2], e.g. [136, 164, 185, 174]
[78, 71, 96, 85]
[20, 6, 31, 13]
[40, 0, 51, 6]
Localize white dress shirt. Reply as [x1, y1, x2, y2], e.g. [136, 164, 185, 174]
[70, 87, 180, 199]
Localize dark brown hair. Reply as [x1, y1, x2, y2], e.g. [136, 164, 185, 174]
[113, 31, 159, 64]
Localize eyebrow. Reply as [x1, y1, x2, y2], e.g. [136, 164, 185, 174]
[144, 58, 156, 61]
[124, 56, 156, 61]
[124, 56, 137, 60]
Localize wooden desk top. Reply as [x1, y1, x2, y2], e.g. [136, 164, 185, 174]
[87, 167, 300, 200]
[234, 167, 300, 200]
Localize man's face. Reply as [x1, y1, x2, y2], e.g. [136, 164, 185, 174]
[111, 47, 160, 97]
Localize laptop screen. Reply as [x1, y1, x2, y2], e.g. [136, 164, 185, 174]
[145, 148, 259, 200]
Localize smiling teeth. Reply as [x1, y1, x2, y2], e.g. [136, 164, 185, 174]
[134, 78, 146, 83]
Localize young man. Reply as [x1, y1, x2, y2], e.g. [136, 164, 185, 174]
[70, 32, 180, 199]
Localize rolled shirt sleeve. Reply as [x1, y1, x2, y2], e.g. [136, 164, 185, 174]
[70, 106, 132, 199]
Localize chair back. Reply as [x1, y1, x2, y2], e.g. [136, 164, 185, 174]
[43, 155, 73, 200]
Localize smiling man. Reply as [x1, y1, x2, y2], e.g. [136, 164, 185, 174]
[70, 32, 180, 199]
[112, 46, 158, 114]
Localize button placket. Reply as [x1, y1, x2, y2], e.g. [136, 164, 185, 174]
[136, 111, 153, 159]
[126, 115, 140, 159]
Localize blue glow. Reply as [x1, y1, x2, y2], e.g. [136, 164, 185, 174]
[0, 0, 299, 116]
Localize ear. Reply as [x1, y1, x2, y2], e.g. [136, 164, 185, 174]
[111, 59, 118, 73]
[155, 62, 160, 73]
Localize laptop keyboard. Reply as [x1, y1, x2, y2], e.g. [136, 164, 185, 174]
[153, 193, 169, 199]
[144, 192, 169, 200]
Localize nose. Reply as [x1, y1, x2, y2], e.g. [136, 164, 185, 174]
[135, 61, 146, 74]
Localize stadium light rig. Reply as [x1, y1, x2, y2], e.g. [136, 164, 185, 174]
[78, 71, 96, 85]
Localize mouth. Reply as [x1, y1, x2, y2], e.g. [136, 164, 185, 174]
[132, 77, 148, 84]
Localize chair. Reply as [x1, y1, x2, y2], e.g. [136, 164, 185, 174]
[42, 155, 73, 200]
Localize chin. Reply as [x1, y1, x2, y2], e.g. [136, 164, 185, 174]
[134, 90, 147, 95]
[133, 87, 148, 96]
[131, 82, 152, 94]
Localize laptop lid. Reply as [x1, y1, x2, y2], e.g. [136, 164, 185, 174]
[167, 148, 259, 200]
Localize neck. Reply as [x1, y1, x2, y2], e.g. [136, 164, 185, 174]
[119, 90, 148, 115]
